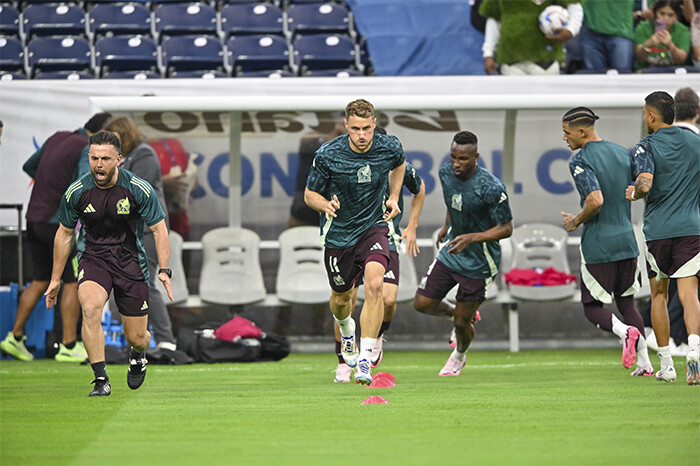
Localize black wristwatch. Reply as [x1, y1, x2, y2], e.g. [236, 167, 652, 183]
[158, 268, 172, 278]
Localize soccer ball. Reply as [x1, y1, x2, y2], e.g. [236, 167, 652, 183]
[538, 5, 569, 36]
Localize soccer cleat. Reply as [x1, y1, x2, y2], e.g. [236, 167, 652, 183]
[621, 327, 640, 369]
[354, 359, 372, 385]
[439, 355, 466, 376]
[89, 377, 111, 397]
[371, 337, 385, 368]
[0, 332, 33, 361]
[127, 353, 148, 390]
[655, 365, 677, 382]
[686, 349, 700, 386]
[333, 363, 352, 383]
[54, 341, 88, 362]
[340, 334, 359, 368]
[629, 365, 654, 376]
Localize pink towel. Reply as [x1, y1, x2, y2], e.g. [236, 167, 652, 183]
[504, 267, 577, 286]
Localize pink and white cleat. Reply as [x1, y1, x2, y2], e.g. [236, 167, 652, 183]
[334, 363, 352, 383]
[629, 365, 654, 376]
[622, 327, 640, 369]
[438, 355, 466, 376]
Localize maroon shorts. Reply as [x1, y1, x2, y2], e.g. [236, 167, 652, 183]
[646, 236, 700, 279]
[416, 258, 489, 303]
[324, 225, 391, 293]
[580, 257, 639, 305]
[78, 255, 150, 317]
[354, 250, 400, 287]
[27, 222, 78, 283]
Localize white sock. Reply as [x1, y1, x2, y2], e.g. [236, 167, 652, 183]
[360, 337, 376, 363]
[688, 334, 699, 355]
[657, 345, 673, 368]
[334, 316, 355, 338]
[611, 314, 628, 339]
[450, 348, 467, 361]
[636, 335, 651, 367]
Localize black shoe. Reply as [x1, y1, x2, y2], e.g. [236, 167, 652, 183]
[89, 377, 111, 397]
[127, 354, 148, 390]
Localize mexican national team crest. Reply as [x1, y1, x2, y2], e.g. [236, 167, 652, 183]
[451, 194, 462, 211]
[357, 165, 371, 183]
[117, 198, 130, 215]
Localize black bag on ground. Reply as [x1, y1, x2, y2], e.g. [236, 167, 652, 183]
[177, 323, 261, 363]
[259, 332, 290, 361]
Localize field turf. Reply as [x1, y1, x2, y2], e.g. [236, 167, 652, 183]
[1, 349, 698, 465]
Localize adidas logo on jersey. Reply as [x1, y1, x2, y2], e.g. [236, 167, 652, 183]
[634, 146, 645, 157]
[499, 192, 507, 204]
[573, 165, 584, 176]
[370, 243, 383, 251]
[83, 204, 96, 213]
[333, 275, 345, 286]
[141, 301, 148, 311]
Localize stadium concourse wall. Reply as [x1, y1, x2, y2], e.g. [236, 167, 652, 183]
[1, 75, 698, 348]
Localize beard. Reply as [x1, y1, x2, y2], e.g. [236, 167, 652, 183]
[92, 166, 116, 187]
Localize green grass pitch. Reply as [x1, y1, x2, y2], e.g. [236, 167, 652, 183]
[1, 349, 698, 466]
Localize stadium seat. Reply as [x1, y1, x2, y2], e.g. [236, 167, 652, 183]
[220, 3, 284, 39]
[94, 35, 158, 77]
[356, 248, 419, 303]
[276, 226, 331, 304]
[0, 4, 20, 37]
[0, 36, 25, 74]
[161, 35, 226, 76]
[88, 3, 152, 39]
[0, 71, 27, 80]
[27, 36, 91, 78]
[302, 68, 362, 77]
[226, 34, 290, 75]
[235, 69, 294, 77]
[154, 3, 217, 42]
[102, 70, 162, 79]
[169, 70, 228, 78]
[285, 3, 351, 38]
[199, 227, 267, 305]
[506, 223, 576, 300]
[292, 33, 355, 74]
[168, 231, 189, 305]
[22, 4, 87, 41]
[34, 70, 94, 79]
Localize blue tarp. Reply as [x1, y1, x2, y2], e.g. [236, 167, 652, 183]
[345, 0, 485, 76]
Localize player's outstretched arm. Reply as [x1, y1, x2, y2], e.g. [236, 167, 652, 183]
[385, 161, 406, 222]
[401, 179, 426, 257]
[45, 224, 74, 309]
[150, 219, 173, 302]
[447, 221, 513, 254]
[305, 188, 339, 220]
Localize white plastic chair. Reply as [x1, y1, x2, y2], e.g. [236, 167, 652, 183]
[199, 227, 266, 305]
[506, 223, 576, 300]
[168, 231, 189, 305]
[276, 226, 331, 304]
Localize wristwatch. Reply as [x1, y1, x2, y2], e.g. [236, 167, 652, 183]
[158, 268, 172, 278]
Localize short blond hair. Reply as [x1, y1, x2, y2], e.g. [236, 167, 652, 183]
[345, 99, 374, 119]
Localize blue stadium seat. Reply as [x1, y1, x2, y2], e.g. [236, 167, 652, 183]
[169, 70, 229, 78]
[292, 33, 355, 74]
[285, 3, 351, 38]
[22, 4, 87, 41]
[154, 3, 217, 42]
[88, 3, 152, 39]
[34, 70, 95, 79]
[0, 4, 20, 37]
[236, 69, 293, 77]
[27, 36, 91, 78]
[0, 36, 25, 74]
[303, 68, 361, 77]
[220, 3, 283, 39]
[161, 35, 226, 77]
[0, 71, 27, 80]
[94, 35, 158, 77]
[226, 34, 290, 75]
[103, 70, 162, 79]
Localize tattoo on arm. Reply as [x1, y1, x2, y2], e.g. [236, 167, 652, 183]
[635, 174, 652, 198]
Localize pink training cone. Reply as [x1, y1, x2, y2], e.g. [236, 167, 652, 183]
[374, 372, 396, 382]
[367, 377, 395, 388]
[361, 396, 390, 405]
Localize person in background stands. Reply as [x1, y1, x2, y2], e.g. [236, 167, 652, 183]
[634, 0, 690, 71]
[0, 113, 111, 362]
[578, 0, 636, 72]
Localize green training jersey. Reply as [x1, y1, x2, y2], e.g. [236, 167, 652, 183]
[633, 126, 700, 241]
[437, 163, 513, 279]
[306, 133, 405, 249]
[569, 140, 638, 264]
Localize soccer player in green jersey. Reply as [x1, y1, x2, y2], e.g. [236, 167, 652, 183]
[627, 91, 700, 385]
[560, 107, 653, 376]
[414, 131, 513, 376]
[305, 99, 406, 385]
[45, 131, 174, 396]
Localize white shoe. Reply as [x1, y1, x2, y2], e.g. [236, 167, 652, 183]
[333, 363, 352, 383]
[354, 359, 372, 385]
[439, 355, 465, 376]
[340, 334, 359, 368]
[371, 337, 384, 368]
[54, 341, 88, 362]
[686, 349, 699, 386]
[655, 365, 677, 382]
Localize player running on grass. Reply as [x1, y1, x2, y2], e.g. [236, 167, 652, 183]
[305, 99, 406, 386]
[45, 131, 174, 396]
[560, 106, 653, 376]
[414, 131, 513, 376]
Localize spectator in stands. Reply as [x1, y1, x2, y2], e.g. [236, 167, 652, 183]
[626, 91, 700, 384]
[414, 131, 513, 377]
[578, 0, 636, 73]
[560, 107, 652, 376]
[304, 99, 405, 386]
[479, 0, 583, 75]
[634, 0, 690, 71]
[104, 116, 178, 352]
[635, 0, 697, 26]
[691, 8, 700, 67]
[0, 113, 110, 363]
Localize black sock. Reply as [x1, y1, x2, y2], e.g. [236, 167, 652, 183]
[334, 340, 344, 364]
[91, 361, 108, 380]
[63, 340, 76, 350]
[130, 348, 145, 359]
[378, 320, 391, 337]
[13, 334, 23, 342]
